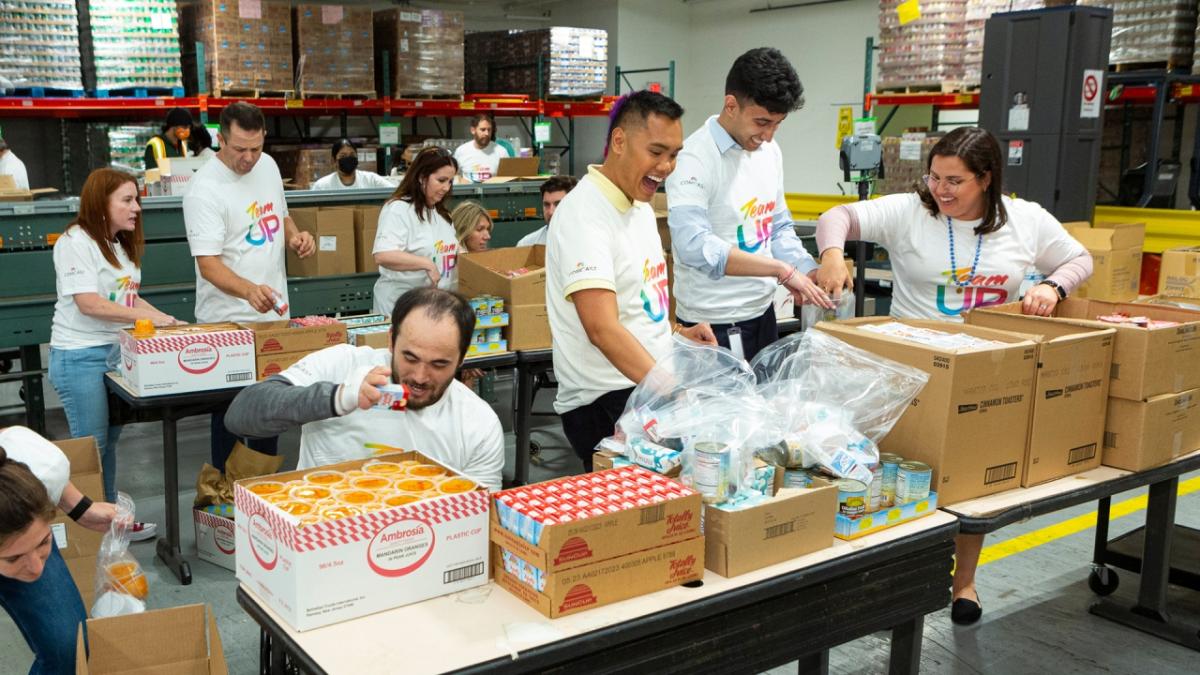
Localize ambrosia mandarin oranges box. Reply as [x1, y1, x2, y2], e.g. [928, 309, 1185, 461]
[118, 323, 256, 396]
[234, 452, 488, 631]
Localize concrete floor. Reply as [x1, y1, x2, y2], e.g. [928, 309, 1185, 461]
[2, 373, 1199, 674]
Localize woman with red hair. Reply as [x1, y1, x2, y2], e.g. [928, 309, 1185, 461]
[47, 169, 178, 536]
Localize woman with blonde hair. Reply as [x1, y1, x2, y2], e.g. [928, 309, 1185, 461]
[452, 201, 493, 254]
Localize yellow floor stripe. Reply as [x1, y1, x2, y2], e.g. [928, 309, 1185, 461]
[978, 475, 1200, 566]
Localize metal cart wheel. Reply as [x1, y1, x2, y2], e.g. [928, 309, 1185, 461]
[1088, 564, 1120, 596]
[529, 441, 542, 465]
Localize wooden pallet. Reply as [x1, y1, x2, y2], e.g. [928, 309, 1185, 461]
[211, 88, 295, 99]
[1111, 58, 1193, 73]
[393, 92, 463, 100]
[298, 90, 376, 100]
[876, 81, 977, 95]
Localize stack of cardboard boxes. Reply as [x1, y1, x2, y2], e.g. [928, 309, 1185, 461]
[374, 8, 464, 98]
[293, 4, 374, 96]
[180, 0, 294, 95]
[458, 246, 551, 351]
[1065, 222, 1146, 303]
[1157, 246, 1200, 299]
[238, 319, 348, 381]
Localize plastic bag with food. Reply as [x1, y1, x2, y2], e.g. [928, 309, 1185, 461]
[91, 492, 148, 617]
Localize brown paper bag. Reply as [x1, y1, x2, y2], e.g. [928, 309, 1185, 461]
[193, 442, 285, 507]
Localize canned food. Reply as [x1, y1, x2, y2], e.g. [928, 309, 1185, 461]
[303, 470, 345, 486]
[691, 441, 734, 504]
[879, 453, 904, 507]
[363, 461, 404, 475]
[271, 290, 289, 316]
[486, 327, 503, 343]
[837, 479, 869, 519]
[289, 485, 332, 502]
[867, 462, 883, 513]
[896, 461, 931, 504]
[350, 475, 391, 491]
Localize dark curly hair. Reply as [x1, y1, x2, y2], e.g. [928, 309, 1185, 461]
[917, 127, 1009, 236]
[725, 47, 805, 114]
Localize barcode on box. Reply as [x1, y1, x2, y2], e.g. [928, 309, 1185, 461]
[764, 522, 795, 540]
[1104, 431, 1118, 449]
[1068, 443, 1097, 465]
[984, 462, 1018, 485]
[227, 372, 253, 382]
[640, 504, 665, 525]
[443, 562, 484, 584]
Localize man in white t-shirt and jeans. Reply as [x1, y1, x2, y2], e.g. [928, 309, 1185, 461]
[666, 48, 833, 361]
[547, 90, 717, 471]
[183, 101, 316, 472]
[453, 113, 511, 182]
[224, 288, 505, 490]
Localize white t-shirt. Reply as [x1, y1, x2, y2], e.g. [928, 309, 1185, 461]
[547, 167, 673, 413]
[453, 141, 511, 182]
[0, 150, 29, 190]
[666, 116, 787, 324]
[183, 154, 290, 323]
[280, 344, 504, 491]
[848, 193, 1087, 321]
[0, 426, 70, 505]
[371, 199, 458, 315]
[51, 226, 142, 350]
[517, 225, 549, 248]
[311, 170, 394, 191]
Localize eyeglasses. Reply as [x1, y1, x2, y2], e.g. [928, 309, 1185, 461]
[923, 174, 977, 194]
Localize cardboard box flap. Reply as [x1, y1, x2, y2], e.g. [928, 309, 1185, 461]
[77, 604, 226, 674]
[55, 436, 102, 475]
[1066, 221, 1145, 250]
[829, 317, 1037, 351]
[967, 303, 1118, 342]
[1052, 298, 1200, 328]
[496, 157, 541, 177]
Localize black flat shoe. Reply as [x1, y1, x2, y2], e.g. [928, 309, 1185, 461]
[951, 597, 982, 625]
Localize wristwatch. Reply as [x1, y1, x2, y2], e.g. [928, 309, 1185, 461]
[1038, 279, 1067, 301]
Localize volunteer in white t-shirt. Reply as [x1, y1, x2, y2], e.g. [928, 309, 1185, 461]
[311, 138, 394, 191]
[48, 169, 178, 528]
[815, 126, 1094, 627]
[225, 288, 505, 490]
[183, 101, 316, 473]
[0, 136, 29, 190]
[372, 146, 459, 315]
[0, 425, 121, 674]
[517, 175, 577, 248]
[667, 48, 833, 360]
[548, 91, 717, 471]
[453, 113, 511, 182]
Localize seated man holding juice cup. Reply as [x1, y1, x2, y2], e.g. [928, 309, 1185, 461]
[224, 288, 504, 491]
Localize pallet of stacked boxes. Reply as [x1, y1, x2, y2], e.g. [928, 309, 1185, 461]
[180, 0, 294, 97]
[373, 8, 464, 99]
[964, 1, 1045, 89]
[876, 0, 967, 93]
[271, 143, 380, 189]
[1081, 0, 1197, 71]
[878, 133, 943, 196]
[293, 4, 374, 97]
[0, 0, 84, 94]
[80, 0, 183, 95]
[465, 27, 608, 99]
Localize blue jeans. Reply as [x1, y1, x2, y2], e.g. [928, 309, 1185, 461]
[0, 546, 88, 674]
[49, 344, 122, 502]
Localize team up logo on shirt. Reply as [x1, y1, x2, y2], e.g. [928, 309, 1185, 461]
[640, 257, 670, 322]
[737, 197, 773, 253]
[433, 240, 458, 277]
[936, 267, 1009, 316]
[244, 201, 281, 247]
[109, 276, 140, 308]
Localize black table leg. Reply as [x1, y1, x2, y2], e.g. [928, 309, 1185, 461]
[155, 411, 192, 584]
[1090, 477, 1200, 650]
[889, 615, 924, 675]
[19, 345, 46, 435]
[797, 649, 829, 675]
[513, 361, 535, 486]
[1092, 496, 1112, 565]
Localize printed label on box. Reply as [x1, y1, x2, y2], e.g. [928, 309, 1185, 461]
[319, 236, 337, 252]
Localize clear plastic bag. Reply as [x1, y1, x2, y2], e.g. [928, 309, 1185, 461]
[800, 291, 856, 331]
[91, 492, 147, 618]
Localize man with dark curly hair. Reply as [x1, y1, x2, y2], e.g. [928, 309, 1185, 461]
[666, 47, 833, 360]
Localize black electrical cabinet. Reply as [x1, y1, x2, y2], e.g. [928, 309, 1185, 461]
[979, 5, 1113, 222]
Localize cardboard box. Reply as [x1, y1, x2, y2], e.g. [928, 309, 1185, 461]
[118, 323, 256, 396]
[374, 8, 464, 99]
[815, 319, 1037, 504]
[0, 174, 58, 201]
[354, 205, 381, 273]
[1103, 389, 1200, 471]
[239, 320, 348, 356]
[704, 482, 837, 577]
[458, 246, 550, 350]
[287, 207, 357, 277]
[293, 4, 375, 95]
[194, 508, 236, 571]
[489, 490, 701, 574]
[51, 438, 104, 609]
[252, 351, 306, 381]
[493, 536, 704, 619]
[1135, 294, 1200, 310]
[235, 452, 488, 631]
[1038, 298, 1200, 401]
[966, 304, 1115, 486]
[1158, 246, 1200, 297]
[75, 604, 227, 674]
[835, 492, 938, 540]
[1065, 221, 1145, 302]
[352, 328, 391, 349]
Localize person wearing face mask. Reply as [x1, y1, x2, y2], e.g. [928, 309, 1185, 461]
[0, 425, 121, 674]
[143, 107, 193, 171]
[311, 139, 394, 191]
[815, 126, 1093, 627]
[48, 169, 180, 541]
[546, 90, 718, 472]
[224, 289, 504, 489]
[371, 147, 460, 315]
[666, 48, 833, 360]
[453, 113, 511, 182]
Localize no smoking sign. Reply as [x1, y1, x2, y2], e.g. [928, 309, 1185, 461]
[1080, 69, 1103, 119]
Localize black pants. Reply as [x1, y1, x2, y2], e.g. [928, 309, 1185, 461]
[679, 304, 779, 362]
[560, 387, 635, 472]
[210, 403, 279, 473]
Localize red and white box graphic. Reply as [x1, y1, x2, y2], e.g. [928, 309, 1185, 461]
[194, 507, 236, 571]
[119, 322, 256, 396]
[234, 453, 490, 631]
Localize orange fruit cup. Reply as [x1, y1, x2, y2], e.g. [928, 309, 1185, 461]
[406, 464, 448, 479]
[363, 461, 405, 475]
[304, 470, 345, 485]
[383, 493, 422, 507]
[246, 480, 287, 496]
[438, 477, 478, 494]
[107, 561, 149, 600]
[263, 492, 291, 504]
[276, 500, 315, 516]
[335, 489, 379, 506]
[319, 504, 362, 521]
[394, 478, 436, 493]
[289, 484, 333, 501]
[350, 475, 392, 491]
[297, 514, 321, 527]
